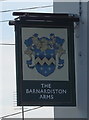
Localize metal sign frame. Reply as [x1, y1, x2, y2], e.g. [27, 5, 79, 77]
[10, 12, 79, 106]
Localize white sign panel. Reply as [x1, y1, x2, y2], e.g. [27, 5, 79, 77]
[22, 28, 69, 81]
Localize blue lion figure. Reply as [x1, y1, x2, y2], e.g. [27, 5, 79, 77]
[24, 33, 39, 68]
[49, 33, 65, 69]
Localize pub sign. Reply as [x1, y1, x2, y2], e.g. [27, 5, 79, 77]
[9, 12, 79, 106]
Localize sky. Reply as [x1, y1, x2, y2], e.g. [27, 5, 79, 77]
[0, 0, 53, 119]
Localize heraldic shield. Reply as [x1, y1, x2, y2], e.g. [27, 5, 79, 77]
[24, 33, 65, 77]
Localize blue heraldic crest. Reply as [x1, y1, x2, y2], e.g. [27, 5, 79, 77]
[24, 33, 65, 77]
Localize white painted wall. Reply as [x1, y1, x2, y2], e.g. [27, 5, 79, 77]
[53, 2, 88, 119]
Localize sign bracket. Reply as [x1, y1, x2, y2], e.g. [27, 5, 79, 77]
[9, 12, 79, 25]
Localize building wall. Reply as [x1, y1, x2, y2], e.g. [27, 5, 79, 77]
[53, 2, 88, 119]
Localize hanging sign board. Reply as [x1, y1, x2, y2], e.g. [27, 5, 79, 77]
[10, 12, 79, 106]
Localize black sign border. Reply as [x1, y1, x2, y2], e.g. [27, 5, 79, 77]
[15, 19, 76, 106]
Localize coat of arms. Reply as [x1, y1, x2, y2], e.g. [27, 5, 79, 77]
[24, 33, 66, 77]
